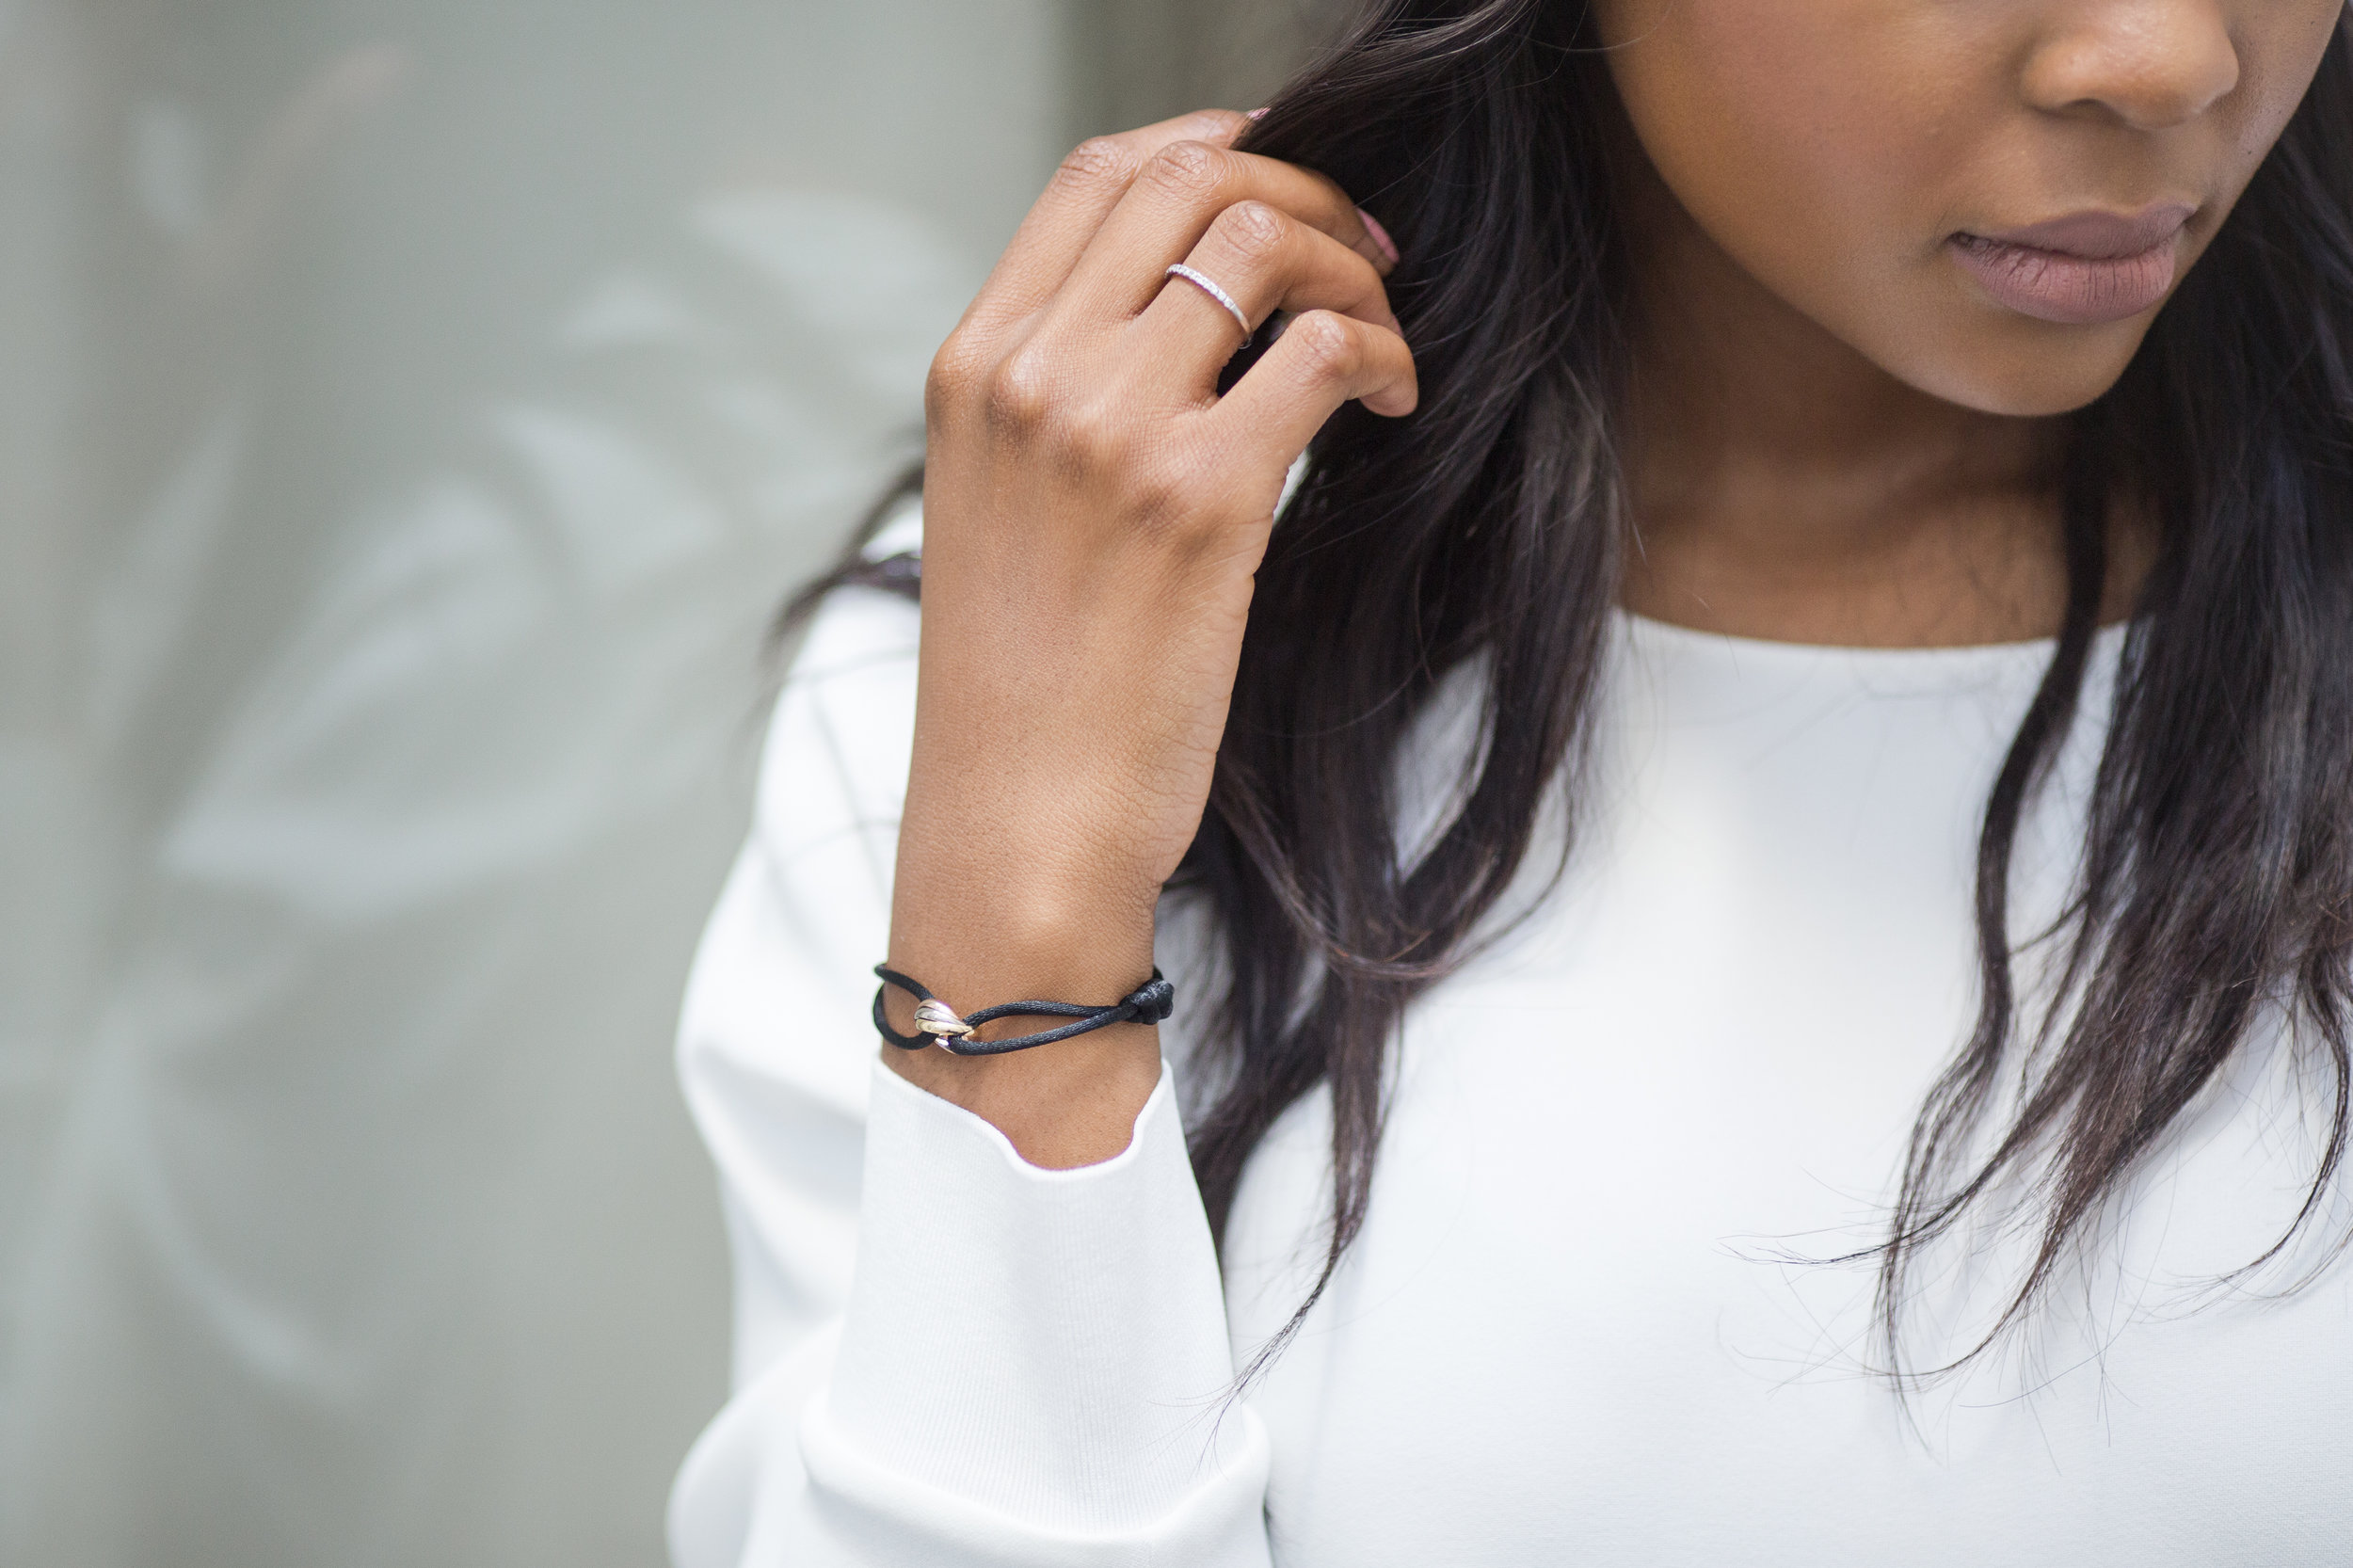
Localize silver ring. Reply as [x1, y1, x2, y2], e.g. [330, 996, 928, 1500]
[1165, 263, 1253, 340]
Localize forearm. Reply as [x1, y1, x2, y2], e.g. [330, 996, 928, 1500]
[880, 572, 1178, 1167]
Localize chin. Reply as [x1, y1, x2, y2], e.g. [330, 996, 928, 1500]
[1891, 316, 2153, 419]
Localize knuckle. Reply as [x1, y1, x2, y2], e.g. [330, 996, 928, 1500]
[1211, 200, 1289, 265]
[1121, 452, 1193, 525]
[921, 364, 957, 423]
[1142, 138, 1230, 200]
[981, 346, 1061, 435]
[1055, 135, 1138, 191]
[924, 333, 986, 413]
[1288, 311, 1362, 378]
[1048, 400, 1137, 479]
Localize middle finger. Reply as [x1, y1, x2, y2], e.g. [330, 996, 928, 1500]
[1054, 141, 1393, 328]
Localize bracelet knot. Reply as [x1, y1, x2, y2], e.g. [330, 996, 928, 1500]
[1127, 974, 1176, 1026]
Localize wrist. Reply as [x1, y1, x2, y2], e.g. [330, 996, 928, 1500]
[881, 918, 1160, 1037]
[888, 840, 1160, 998]
[880, 888, 1164, 1170]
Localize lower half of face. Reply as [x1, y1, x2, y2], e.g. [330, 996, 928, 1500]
[1596, 0, 2345, 417]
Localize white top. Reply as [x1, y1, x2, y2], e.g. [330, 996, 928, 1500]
[667, 515, 2353, 1567]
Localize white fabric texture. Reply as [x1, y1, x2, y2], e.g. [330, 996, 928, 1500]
[671, 515, 2353, 1566]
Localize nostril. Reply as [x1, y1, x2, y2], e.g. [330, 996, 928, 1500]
[2020, 24, 2240, 131]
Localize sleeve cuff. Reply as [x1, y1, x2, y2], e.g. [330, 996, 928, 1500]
[821, 1059, 1262, 1541]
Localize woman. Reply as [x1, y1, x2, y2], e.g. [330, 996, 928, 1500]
[671, 2, 2353, 1561]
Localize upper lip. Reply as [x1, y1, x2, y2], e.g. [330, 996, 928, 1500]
[1957, 203, 2198, 260]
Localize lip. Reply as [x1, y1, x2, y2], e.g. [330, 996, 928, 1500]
[1947, 203, 2197, 327]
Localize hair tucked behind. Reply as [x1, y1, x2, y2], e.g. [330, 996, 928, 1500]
[793, 0, 2353, 1384]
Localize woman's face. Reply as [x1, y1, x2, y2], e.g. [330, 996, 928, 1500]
[1594, 0, 2344, 416]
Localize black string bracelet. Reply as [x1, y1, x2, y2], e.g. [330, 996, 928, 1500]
[871, 964, 1175, 1057]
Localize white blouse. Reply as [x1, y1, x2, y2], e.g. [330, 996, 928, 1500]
[667, 513, 2353, 1566]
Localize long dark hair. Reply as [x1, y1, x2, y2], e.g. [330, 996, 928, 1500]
[795, 0, 2353, 1384]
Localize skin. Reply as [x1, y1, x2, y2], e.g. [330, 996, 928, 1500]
[887, 2, 2342, 1168]
[1608, 0, 2340, 643]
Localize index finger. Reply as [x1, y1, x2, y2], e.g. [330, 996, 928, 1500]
[962, 109, 1254, 332]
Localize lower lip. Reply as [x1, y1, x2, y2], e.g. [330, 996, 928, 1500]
[1946, 233, 2180, 327]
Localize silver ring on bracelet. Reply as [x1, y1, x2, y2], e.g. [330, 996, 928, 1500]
[1165, 263, 1253, 340]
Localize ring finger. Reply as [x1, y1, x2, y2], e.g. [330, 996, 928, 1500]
[1131, 200, 1398, 393]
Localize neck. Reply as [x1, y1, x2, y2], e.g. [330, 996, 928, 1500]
[1613, 167, 2131, 648]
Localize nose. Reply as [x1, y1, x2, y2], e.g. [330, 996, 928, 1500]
[2021, 1, 2241, 130]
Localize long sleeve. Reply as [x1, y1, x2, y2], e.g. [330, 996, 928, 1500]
[666, 532, 1273, 1567]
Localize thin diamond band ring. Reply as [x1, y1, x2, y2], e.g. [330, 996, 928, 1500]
[1164, 263, 1253, 340]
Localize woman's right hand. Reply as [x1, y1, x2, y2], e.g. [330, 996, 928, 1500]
[882, 109, 1416, 1167]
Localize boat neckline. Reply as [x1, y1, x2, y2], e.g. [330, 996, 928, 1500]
[1615, 606, 2137, 661]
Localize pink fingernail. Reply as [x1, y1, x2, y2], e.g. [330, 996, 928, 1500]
[1357, 207, 1400, 268]
[1247, 106, 1269, 120]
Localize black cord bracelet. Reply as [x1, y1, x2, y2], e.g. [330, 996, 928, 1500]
[871, 964, 1176, 1057]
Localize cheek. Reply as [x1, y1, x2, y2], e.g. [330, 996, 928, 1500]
[1609, 2, 1975, 298]
[2236, 4, 2345, 162]
[1603, 1, 2343, 415]
[1604, 2, 2140, 414]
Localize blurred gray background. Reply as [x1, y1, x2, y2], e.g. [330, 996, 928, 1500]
[0, 3, 1334, 1564]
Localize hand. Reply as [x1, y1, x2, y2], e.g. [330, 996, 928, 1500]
[884, 109, 1416, 1166]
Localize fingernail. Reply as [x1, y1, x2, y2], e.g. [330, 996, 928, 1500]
[1357, 207, 1400, 268]
[1247, 106, 1269, 120]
